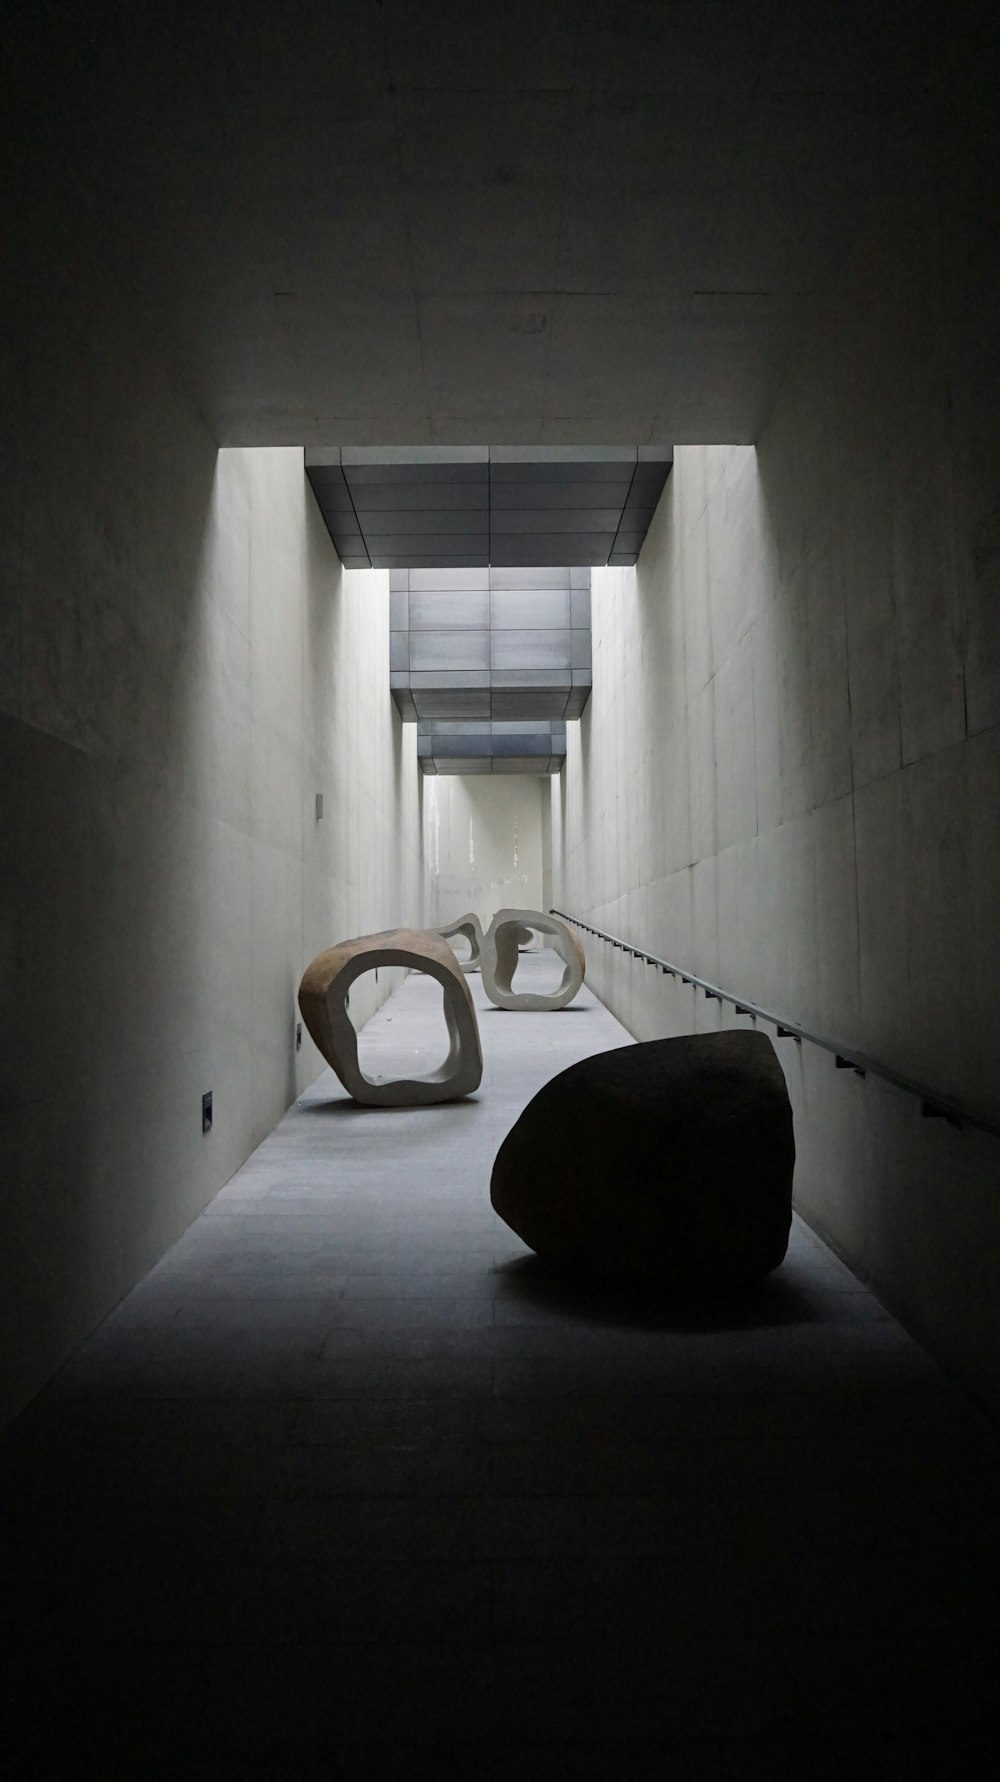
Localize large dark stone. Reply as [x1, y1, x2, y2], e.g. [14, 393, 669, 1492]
[491, 1030, 795, 1288]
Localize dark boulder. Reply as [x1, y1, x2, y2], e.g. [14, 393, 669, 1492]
[491, 1030, 795, 1288]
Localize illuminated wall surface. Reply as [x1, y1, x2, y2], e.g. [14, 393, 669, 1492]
[424, 774, 545, 930]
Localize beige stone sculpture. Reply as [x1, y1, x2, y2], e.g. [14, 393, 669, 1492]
[481, 908, 585, 1012]
[434, 912, 484, 972]
[298, 927, 483, 1106]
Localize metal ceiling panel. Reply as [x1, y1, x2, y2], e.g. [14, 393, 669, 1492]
[489, 668, 572, 689]
[390, 567, 592, 731]
[410, 592, 490, 628]
[491, 509, 623, 532]
[410, 632, 490, 671]
[367, 533, 488, 561]
[490, 481, 638, 508]
[409, 567, 490, 591]
[491, 631, 571, 670]
[413, 690, 492, 718]
[491, 690, 569, 719]
[490, 589, 571, 628]
[417, 717, 568, 776]
[408, 670, 491, 689]
[355, 483, 489, 509]
[305, 447, 672, 567]
[433, 734, 493, 758]
[356, 510, 490, 534]
[489, 566, 570, 590]
[489, 463, 635, 483]
[489, 534, 616, 566]
[570, 587, 591, 626]
[378, 555, 491, 569]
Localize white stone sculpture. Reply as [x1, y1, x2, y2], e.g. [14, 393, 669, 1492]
[298, 927, 483, 1106]
[481, 908, 586, 1012]
[434, 911, 484, 972]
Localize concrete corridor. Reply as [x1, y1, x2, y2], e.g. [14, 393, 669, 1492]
[3, 962, 999, 1778]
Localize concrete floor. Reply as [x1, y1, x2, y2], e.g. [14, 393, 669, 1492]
[3, 962, 999, 1778]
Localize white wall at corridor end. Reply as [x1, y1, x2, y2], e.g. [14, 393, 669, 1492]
[424, 776, 544, 931]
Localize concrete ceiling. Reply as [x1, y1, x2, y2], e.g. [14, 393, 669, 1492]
[9, 0, 982, 447]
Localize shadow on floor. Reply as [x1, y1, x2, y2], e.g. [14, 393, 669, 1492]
[296, 1095, 485, 1117]
[482, 1003, 592, 1013]
[494, 1252, 819, 1332]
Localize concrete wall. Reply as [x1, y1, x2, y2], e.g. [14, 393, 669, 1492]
[425, 776, 544, 931]
[0, 207, 421, 1421]
[545, 173, 1000, 1413]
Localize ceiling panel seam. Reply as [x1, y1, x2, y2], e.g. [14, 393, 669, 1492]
[340, 451, 372, 567]
[609, 457, 640, 562]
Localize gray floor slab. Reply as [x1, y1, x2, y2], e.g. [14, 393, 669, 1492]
[2, 960, 999, 1778]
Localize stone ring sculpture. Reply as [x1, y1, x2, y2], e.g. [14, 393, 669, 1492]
[481, 908, 585, 1012]
[434, 912, 484, 972]
[298, 927, 483, 1106]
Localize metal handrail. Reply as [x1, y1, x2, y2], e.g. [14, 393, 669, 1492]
[551, 909, 1000, 1139]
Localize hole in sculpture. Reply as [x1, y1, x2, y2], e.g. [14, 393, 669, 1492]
[353, 970, 453, 1084]
[449, 931, 473, 964]
[508, 930, 565, 997]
